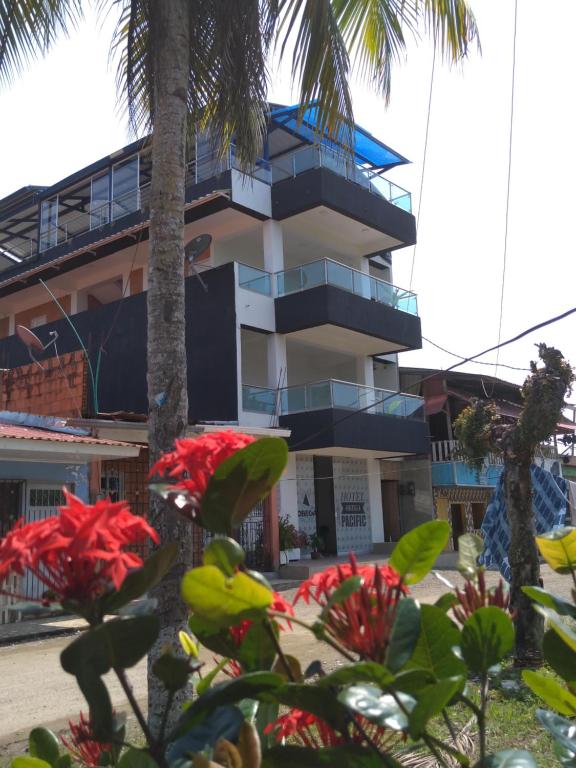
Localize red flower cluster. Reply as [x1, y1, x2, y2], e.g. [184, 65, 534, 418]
[452, 569, 512, 625]
[0, 490, 158, 605]
[61, 712, 111, 768]
[230, 591, 294, 645]
[149, 431, 255, 503]
[295, 554, 407, 663]
[265, 708, 392, 750]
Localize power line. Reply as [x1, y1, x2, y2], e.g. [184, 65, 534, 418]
[409, 45, 436, 292]
[495, 0, 519, 379]
[422, 335, 530, 372]
[291, 304, 576, 450]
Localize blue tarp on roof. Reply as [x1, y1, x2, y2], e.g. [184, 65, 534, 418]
[270, 104, 409, 171]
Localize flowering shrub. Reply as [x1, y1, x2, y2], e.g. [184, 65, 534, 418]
[278, 514, 308, 552]
[1, 431, 544, 768]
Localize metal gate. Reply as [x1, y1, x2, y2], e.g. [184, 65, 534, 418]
[202, 498, 268, 571]
[22, 485, 67, 601]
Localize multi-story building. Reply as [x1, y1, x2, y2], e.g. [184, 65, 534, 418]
[0, 103, 429, 570]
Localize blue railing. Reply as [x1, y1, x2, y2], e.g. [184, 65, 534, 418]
[276, 258, 418, 315]
[242, 384, 276, 414]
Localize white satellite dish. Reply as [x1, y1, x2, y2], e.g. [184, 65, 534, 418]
[16, 325, 58, 368]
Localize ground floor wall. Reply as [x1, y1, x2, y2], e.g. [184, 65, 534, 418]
[433, 486, 493, 550]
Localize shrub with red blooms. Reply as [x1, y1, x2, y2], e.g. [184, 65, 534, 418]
[265, 708, 393, 750]
[452, 568, 512, 625]
[61, 712, 111, 768]
[0, 490, 158, 605]
[149, 431, 256, 502]
[230, 591, 294, 645]
[294, 554, 407, 663]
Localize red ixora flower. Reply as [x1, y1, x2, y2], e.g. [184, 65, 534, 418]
[452, 569, 512, 625]
[149, 431, 256, 508]
[61, 712, 111, 768]
[294, 554, 407, 663]
[0, 490, 158, 605]
[265, 708, 393, 750]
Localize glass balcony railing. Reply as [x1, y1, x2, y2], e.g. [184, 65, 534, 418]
[237, 263, 272, 295]
[242, 380, 424, 419]
[270, 144, 412, 212]
[242, 384, 276, 415]
[276, 258, 418, 316]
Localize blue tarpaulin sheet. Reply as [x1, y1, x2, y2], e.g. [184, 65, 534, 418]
[270, 104, 409, 171]
[480, 464, 568, 581]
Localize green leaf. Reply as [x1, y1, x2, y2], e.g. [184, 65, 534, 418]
[389, 520, 450, 584]
[386, 598, 421, 673]
[534, 606, 576, 654]
[543, 629, 576, 684]
[409, 676, 465, 738]
[272, 654, 304, 683]
[188, 615, 238, 658]
[168, 706, 244, 762]
[75, 671, 114, 740]
[172, 672, 283, 739]
[54, 756, 71, 768]
[406, 604, 466, 679]
[461, 607, 514, 674]
[262, 745, 396, 767]
[117, 749, 157, 768]
[320, 576, 362, 622]
[152, 652, 194, 693]
[339, 684, 416, 731]
[197, 657, 230, 696]
[237, 620, 278, 672]
[181, 566, 272, 627]
[103, 544, 177, 613]
[537, 709, 576, 757]
[318, 662, 394, 690]
[29, 728, 60, 767]
[536, 527, 576, 574]
[435, 593, 458, 612]
[200, 437, 288, 534]
[203, 537, 245, 576]
[393, 669, 437, 695]
[522, 586, 576, 619]
[523, 671, 576, 716]
[11, 759, 52, 768]
[457, 533, 484, 577]
[478, 750, 537, 767]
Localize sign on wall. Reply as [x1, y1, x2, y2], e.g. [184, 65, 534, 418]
[333, 458, 372, 554]
[296, 456, 317, 546]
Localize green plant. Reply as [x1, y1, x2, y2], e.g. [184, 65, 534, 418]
[278, 515, 308, 552]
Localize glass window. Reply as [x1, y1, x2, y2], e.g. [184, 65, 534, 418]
[39, 197, 58, 251]
[112, 156, 139, 220]
[91, 173, 110, 229]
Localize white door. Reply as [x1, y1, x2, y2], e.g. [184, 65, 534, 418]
[23, 485, 67, 601]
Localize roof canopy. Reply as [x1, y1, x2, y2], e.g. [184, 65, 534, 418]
[270, 104, 409, 171]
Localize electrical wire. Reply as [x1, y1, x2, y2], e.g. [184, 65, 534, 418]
[423, 335, 530, 372]
[290, 304, 576, 450]
[494, 0, 519, 381]
[409, 45, 436, 292]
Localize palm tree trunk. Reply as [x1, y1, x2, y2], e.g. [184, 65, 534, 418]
[146, 0, 192, 738]
[504, 459, 544, 666]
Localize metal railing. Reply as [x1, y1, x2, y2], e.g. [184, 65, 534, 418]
[237, 263, 272, 295]
[431, 440, 504, 465]
[276, 258, 418, 315]
[270, 143, 412, 212]
[186, 146, 271, 187]
[242, 380, 424, 419]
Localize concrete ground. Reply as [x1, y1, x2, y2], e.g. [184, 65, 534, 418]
[0, 565, 571, 758]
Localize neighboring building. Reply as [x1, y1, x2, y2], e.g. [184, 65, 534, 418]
[399, 367, 575, 549]
[0, 104, 429, 568]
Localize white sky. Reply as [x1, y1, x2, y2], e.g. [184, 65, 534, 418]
[1, 1, 575, 388]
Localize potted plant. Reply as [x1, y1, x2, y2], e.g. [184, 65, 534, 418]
[309, 531, 325, 560]
[278, 515, 308, 565]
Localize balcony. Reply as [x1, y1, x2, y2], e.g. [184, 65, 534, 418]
[431, 440, 503, 487]
[242, 380, 429, 456]
[271, 145, 416, 248]
[275, 259, 422, 355]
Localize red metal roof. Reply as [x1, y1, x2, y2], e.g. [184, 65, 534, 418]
[0, 423, 133, 447]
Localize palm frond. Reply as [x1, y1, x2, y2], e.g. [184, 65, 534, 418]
[419, 0, 481, 62]
[0, 0, 83, 88]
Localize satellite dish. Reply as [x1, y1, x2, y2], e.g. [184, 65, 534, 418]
[184, 233, 211, 294]
[16, 325, 58, 368]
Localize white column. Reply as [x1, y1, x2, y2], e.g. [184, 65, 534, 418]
[279, 452, 299, 528]
[368, 458, 385, 545]
[268, 334, 287, 390]
[263, 220, 284, 275]
[69, 291, 78, 315]
[356, 356, 375, 387]
[8, 314, 15, 336]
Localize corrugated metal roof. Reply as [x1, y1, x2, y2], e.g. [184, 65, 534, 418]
[0, 423, 133, 446]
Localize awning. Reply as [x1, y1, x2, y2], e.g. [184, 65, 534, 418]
[270, 104, 409, 171]
[425, 393, 448, 416]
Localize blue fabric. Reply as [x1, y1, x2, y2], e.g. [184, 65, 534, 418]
[480, 464, 568, 581]
[270, 104, 409, 170]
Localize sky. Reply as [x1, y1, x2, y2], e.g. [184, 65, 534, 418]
[1, 1, 576, 390]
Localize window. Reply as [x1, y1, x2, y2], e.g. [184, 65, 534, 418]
[91, 173, 110, 229]
[112, 156, 139, 221]
[30, 315, 47, 329]
[39, 197, 58, 251]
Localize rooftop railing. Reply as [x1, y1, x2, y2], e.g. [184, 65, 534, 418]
[276, 258, 418, 315]
[242, 380, 425, 419]
[270, 144, 412, 212]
